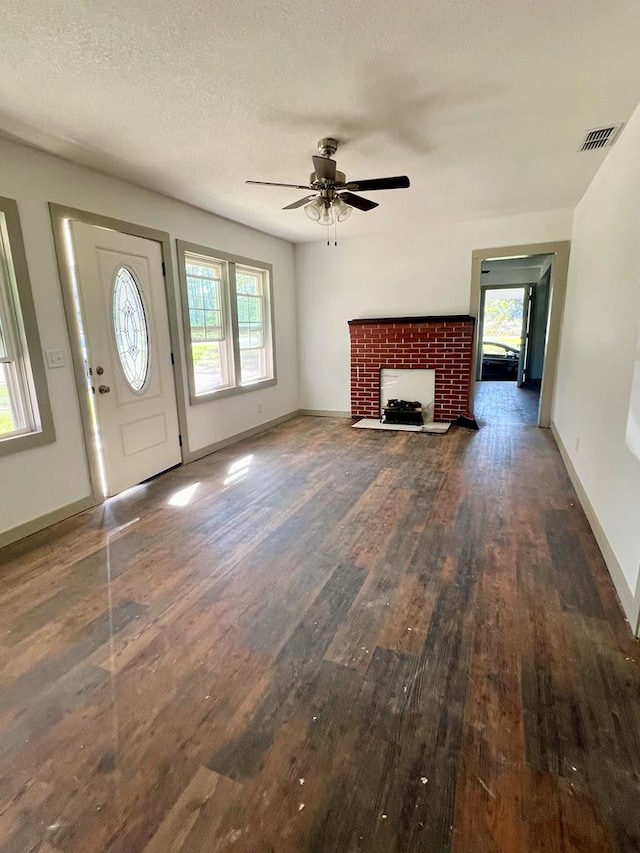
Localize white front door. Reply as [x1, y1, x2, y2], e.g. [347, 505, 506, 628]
[71, 222, 181, 497]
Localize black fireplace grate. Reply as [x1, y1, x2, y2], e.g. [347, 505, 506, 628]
[382, 399, 423, 426]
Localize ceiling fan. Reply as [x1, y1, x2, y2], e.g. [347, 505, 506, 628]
[246, 137, 410, 229]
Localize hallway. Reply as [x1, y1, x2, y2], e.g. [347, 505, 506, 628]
[474, 380, 541, 426]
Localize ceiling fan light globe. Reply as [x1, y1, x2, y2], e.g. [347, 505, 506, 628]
[319, 204, 335, 226]
[333, 198, 353, 222]
[304, 199, 322, 221]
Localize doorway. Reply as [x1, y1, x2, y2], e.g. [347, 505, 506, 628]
[469, 241, 570, 427]
[50, 205, 188, 501]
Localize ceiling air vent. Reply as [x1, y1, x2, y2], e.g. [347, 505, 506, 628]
[579, 124, 623, 152]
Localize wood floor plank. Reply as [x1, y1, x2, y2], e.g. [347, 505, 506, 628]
[178, 772, 244, 852]
[451, 529, 527, 853]
[142, 765, 242, 853]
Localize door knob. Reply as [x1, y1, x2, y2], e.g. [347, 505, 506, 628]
[98, 385, 111, 394]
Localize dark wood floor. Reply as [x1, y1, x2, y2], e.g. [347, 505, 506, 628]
[1, 383, 639, 852]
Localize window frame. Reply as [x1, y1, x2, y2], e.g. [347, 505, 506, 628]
[0, 196, 55, 456]
[177, 240, 276, 404]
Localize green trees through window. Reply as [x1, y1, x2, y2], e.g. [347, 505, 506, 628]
[482, 287, 525, 350]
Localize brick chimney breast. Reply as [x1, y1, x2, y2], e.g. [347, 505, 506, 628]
[348, 315, 475, 421]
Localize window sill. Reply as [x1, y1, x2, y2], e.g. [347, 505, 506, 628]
[0, 424, 56, 457]
[189, 376, 276, 406]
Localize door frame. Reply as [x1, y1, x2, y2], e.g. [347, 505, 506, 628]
[517, 284, 533, 387]
[50, 204, 189, 503]
[469, 240, 570, 428]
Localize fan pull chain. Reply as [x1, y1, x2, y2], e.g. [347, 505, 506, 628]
[327, 223, 330, 247]
[334, 217, 338, 247]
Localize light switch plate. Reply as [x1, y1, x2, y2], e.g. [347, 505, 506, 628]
[45, 349, 66, 369]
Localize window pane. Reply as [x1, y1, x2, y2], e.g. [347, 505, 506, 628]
[0, 206, 50, 446]
[236, 270, 261, 296]
[186, 270, 224, 342]
[240, 348, 264, 384]
[237, 292, 264, 351]
[239, 325, 263, 349]
[203, 283, 219, 311]
[192, 341, 228, 395]
[204, 309, 222, 337]
[0, 364, 18, 436]
[248, 298, 261, 323]
[482, 287, 525, 350]
[186, 261, 223, 280]
[190, 309, 206, 338]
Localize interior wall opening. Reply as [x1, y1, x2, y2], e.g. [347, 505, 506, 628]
[469, 242, 571, 429]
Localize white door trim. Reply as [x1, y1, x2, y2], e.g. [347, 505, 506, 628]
[469, 240, 571, 428]
[50, 204, 189, 503]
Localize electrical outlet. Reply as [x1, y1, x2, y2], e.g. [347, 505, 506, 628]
[575, 437, 580, 453]
[257, 403, 263, 414]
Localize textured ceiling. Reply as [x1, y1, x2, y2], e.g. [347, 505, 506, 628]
[1, 1, 640, 242]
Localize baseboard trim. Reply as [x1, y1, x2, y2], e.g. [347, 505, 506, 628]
[0, 496, 95, 550]
[184, 410, 299, 464]
[298, 409, 352, 419]
[551, 421, 639, 634]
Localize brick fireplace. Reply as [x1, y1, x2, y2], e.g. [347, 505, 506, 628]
[348, 315, 475, 421]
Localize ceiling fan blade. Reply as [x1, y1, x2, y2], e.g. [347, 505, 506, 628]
[339, 191, 379, 212]
[312, 156, 337, 182]
[345, 176, 410, 192]
[246, 180, 313, 190]
[282, 194, 317, 210]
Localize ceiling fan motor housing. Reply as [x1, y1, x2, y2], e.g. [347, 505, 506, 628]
[310, 170, 346, 189]
[317, 137, 338, 158]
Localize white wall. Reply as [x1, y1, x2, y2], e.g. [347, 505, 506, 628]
[0, 137, 297, 538]
[295, 209, 573, 412]
[553, 103, 640, 628]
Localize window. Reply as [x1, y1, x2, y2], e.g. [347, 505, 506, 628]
[0, 197, 54, 455]
[177, 242, 275, 403]
[112, 266, 150, 392]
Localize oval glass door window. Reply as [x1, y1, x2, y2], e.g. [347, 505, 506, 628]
[112, 267, 149, 391]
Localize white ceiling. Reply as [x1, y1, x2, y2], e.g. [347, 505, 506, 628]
[1, 1, 640, 243]
[482, 254, 550, 272]
[481, 253, 552, 286]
